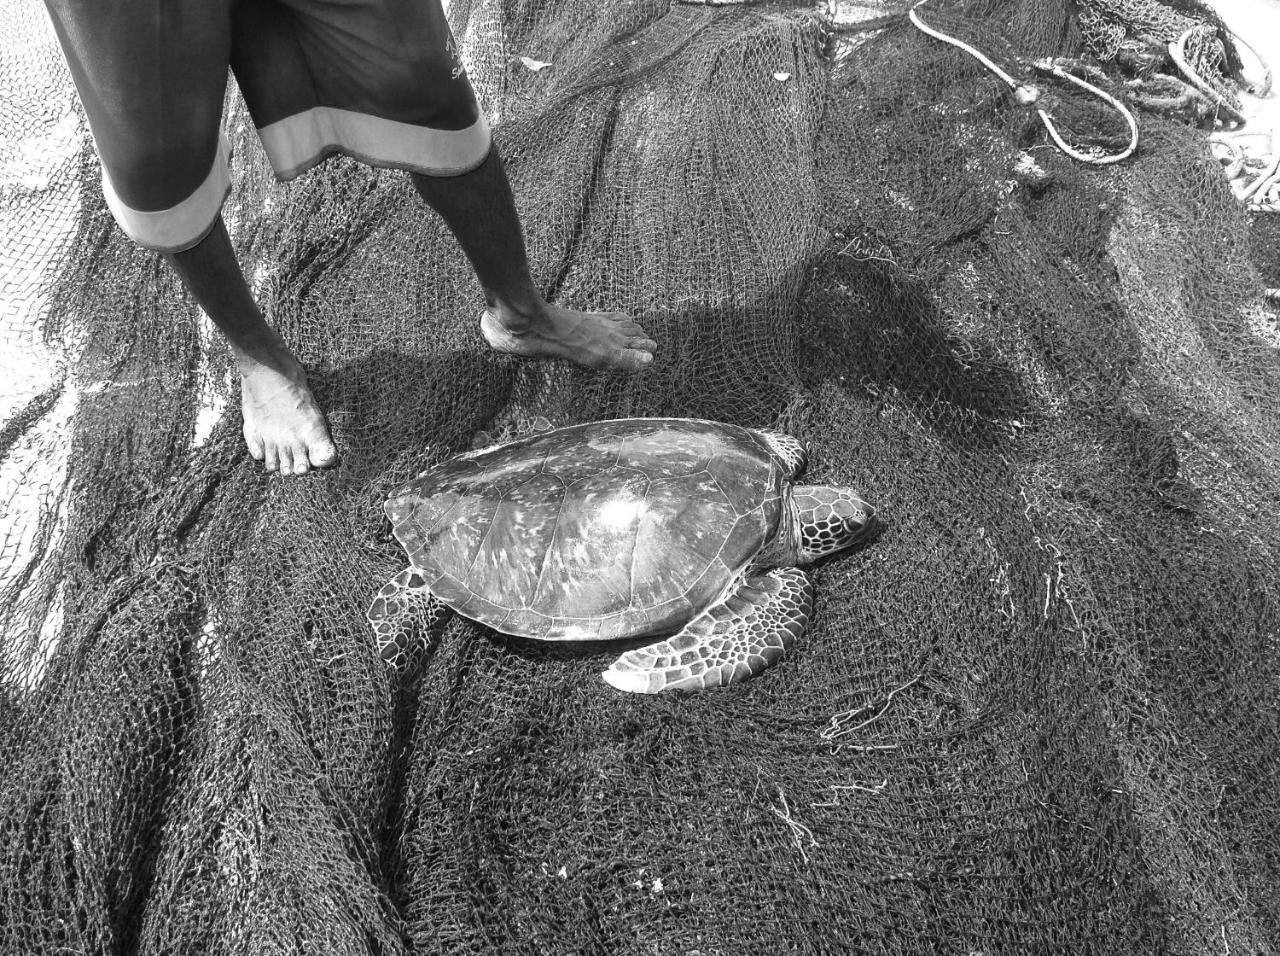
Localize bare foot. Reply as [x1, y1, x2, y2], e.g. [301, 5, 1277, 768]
[237, 347, 338, 475]
[480, 303, 656, 372]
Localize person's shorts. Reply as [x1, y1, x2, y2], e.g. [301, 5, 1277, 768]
[45, 0, 492, 252]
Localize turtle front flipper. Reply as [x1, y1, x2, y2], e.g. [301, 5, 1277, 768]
[367, 568, 452, 669]
[602, 568, 813, 694]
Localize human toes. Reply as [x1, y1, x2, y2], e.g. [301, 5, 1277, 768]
[275, 444, 295, 476]
[616, 347, 655, 372]
[610, 317, 656, 347]
[307, 435, 339, 469]
[244, 427, 266, 462]
[604, 312, 645, 333]
[263, 441, 281, 473]
[287, 442, 313, 476]
[619, 331, 657, 369]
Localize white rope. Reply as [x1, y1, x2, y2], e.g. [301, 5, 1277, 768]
[1240, 149, 1280, 202]
[1167, 27, 1247, 127]
[908, 0, 1139, 165]
[1209, 137, 1245, 179]
[906, 1, 1022, 91]
[1034, 61, 1140, 165]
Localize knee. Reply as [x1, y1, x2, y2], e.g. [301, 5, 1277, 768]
[100, 132, 223, 213]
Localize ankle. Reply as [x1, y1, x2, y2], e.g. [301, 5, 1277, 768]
[232, 339, 303, 379]
[488, 292, 546, 332]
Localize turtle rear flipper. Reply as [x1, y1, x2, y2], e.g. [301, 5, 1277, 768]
[368, 568, 452, 669]
[602, 569, 813, 694]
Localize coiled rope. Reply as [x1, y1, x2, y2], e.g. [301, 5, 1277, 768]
[907, 0, 1140, 165]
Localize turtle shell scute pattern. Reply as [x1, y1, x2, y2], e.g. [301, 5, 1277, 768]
[384, 419, 788, 641]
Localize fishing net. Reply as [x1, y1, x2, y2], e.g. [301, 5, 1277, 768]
[2, 0, 1278, 950]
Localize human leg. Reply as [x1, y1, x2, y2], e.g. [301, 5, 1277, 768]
[166, 220, 337, 474]
[46, 0, 337, 473]
[233, 0, 656, 372]
[43, 0, 229, 231]
[409, 153, 657, 372]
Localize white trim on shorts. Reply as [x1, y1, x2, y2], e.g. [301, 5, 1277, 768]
[101, 134, 232, 254]
[257, 108, 492, 180]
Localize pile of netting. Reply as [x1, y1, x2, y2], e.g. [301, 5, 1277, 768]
[2, 0, 1278, 949]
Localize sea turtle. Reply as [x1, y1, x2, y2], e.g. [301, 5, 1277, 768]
[368, 418, 873, 693]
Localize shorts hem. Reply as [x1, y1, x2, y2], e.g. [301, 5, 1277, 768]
[258, 108, 492, 181]
[102, 134, 232, 253]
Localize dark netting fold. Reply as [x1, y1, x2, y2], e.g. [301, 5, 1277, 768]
[1, 0, 1277, 951]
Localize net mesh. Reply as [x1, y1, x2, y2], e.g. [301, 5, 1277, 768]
[2, 0, 1278, 951]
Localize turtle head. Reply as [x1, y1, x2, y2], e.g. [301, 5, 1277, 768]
[792, 486, 874, 563]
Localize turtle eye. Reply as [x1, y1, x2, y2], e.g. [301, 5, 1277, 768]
[831, 497, 870, 534]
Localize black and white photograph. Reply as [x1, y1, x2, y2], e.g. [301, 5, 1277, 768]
[0, 0, 1277, 951]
